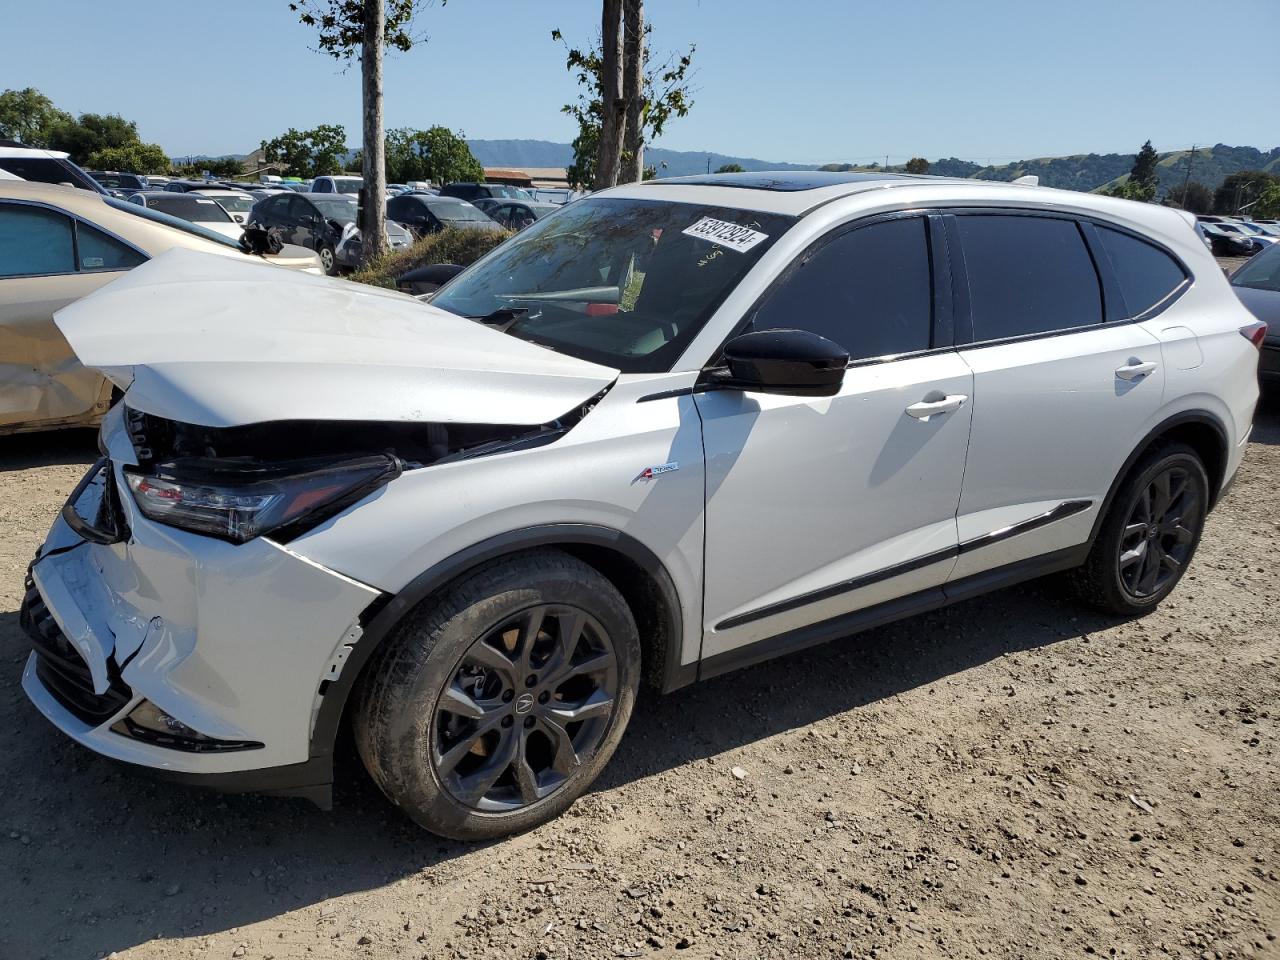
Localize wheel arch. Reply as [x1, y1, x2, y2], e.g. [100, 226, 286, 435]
[307, 523, 690, 771]
[1090, 410, 1230, 544]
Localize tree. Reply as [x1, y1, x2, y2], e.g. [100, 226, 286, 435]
[593, 0, 625, 189]
[290, 0, 434, 262]
[173, 157, 246, 178]
[553, 22, 694, 189]
[618, 0, 645, 183]
[260, 125, 348, 178]
[1254, 183, 1280, 220]
[905, 156, 929, 174]
[1165, 180, 1213, 215]
[46, 113, 140, 165]
[86, 142, 170, 174]
[1213, 170, 1280, 215]
[1124, 140, 1160, 202]
[383, 126, 483, 185]
[714, 163, 744, 174]
[0, 87, 71, 146]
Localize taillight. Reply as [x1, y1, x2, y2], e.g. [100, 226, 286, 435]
[1240, 320, 1267, 349]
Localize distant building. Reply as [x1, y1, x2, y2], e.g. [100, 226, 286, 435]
[484, 166, 569, 189]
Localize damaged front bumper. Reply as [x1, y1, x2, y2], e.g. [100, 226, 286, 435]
[20, 409, 383, 804]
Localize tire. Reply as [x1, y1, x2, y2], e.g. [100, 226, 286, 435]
[318, 244, 337, 275]
[353, 549, 640, 840]
[1069, 443, 1209, 616]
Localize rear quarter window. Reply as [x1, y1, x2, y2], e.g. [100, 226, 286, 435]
[1095, 226, 1187, 317]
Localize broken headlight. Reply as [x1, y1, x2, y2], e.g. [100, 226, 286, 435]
[122, 454, 401, 544]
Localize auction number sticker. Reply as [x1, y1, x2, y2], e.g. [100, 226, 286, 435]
[681, 217, 768, 253]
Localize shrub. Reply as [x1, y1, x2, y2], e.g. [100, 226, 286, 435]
[348, 226, 512, 289]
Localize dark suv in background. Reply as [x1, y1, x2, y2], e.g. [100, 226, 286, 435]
[440, 181, 532, 203]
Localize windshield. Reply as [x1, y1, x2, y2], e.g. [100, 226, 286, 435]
[107, 196, 243, 249]
[148, 195, 234, 222]
[310, 195, 358, 221]
[210, 195, 254, 214]
[435, 202, 493, 223]
[1231, 243, 1280, 292]
[92, 173, 144, 190]
[431, 196, 796, 372]
[330, 178, 362, 193]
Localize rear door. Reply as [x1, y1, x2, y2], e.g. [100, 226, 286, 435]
[945, 211, 1166, 581]
[697, 213, 974, 662]
[0, 202, 144, 430]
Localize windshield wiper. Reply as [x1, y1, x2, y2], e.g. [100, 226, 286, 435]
[468, 306, 530, 331]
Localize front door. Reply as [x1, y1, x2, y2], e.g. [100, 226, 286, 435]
[697, 214, 973, 662]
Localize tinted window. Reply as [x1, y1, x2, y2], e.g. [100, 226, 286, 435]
[747, 216, 933, 361]
[0, 205, 76, 276]
[76, 223, 145, 271]
[1096, 226, 1187, 316]
[1231, 242, 1280, 293]
[957, 215, 1102, 340]
[0, 156, 102, 192]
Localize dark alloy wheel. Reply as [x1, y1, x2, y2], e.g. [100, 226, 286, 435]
[1069, 442, 1209, 615]
[432, 604, 618, 812]
[1117, 465, 1201, 600]
[353, 549, 640, 840]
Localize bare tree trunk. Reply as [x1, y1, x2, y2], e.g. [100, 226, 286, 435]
[619, 0, 645, 183]
[592, 0, 625, 190]
[360, 0, 389, 262]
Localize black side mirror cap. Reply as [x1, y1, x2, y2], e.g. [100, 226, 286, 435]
[718, 328, 849, 398]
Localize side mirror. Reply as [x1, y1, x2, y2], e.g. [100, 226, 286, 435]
[719, 328, 849, 397]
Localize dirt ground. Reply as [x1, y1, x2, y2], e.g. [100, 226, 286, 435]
[1, 397, 1276, 960]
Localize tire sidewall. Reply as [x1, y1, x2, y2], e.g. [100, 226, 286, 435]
[358, 556, 640, 840]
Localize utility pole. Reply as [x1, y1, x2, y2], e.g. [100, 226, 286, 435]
[1179, 144, 1196, 204]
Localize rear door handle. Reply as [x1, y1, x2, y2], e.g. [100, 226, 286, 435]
[905, 394, 967, 420]
[1115, 360, 1158, 381]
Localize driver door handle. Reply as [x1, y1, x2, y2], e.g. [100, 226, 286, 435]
[905, 394, 967, 420]
[1115, 360, 1158, 381]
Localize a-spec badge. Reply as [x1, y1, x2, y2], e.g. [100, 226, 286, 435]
[636, 461, 680, 481]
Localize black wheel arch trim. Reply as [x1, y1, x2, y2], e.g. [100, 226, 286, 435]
[1090, 410, 1230, 544]
[305, 523, 688, 780]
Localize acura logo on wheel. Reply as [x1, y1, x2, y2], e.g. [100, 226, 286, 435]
[514, 693, 536, 715]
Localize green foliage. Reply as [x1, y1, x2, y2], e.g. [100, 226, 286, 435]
[1255, 184, 1280, 220]
[714, 163, 744, 174]
[260, 125, 348, 178]
[46, 113, 141, 165]
[0, 87, 71, 146]
[904, 157, 929, 175]
[172, 157, 246, 178]
[288, 0, 432, 58]
[552, 25, 695, 189]
[85, 142, 170, 174]
[1125, 140, 1160, 201]
[384, 126, 483, 185]
[348, 225, 510, 289]
[1213, 170, 1280, 215]
[1165, 180, 1213, 215]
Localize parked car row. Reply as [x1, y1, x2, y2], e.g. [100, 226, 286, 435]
[1196, 215, 1280, 256]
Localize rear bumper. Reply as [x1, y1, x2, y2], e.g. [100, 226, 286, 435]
[21, 433, 383, 791]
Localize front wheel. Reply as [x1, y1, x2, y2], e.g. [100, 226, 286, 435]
[1069, 443, 1209, 615]
[353, 550, 640, 840]
[318, 244, 337, 275]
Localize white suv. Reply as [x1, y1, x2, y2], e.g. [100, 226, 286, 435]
[22, 172, 1264, 839]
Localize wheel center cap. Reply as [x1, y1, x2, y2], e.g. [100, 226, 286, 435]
[514, 692, 536, 715]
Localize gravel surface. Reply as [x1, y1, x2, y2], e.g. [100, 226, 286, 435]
[1, 397, 1276, 960]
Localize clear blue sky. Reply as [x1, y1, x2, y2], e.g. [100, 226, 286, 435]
[4, 0, 1277, 164]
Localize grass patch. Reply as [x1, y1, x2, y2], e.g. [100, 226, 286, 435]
[348, 226, 512, 289]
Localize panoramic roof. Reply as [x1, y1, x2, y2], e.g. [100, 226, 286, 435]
[648, 170, 919, 192]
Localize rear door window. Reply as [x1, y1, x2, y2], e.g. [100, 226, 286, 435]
[1095, 226, 1187, 317]
[746, 215, 934, 362]
[76, 223, 146, 272]
[0, 204, 76, 277]
[956, 214, 1103, 341]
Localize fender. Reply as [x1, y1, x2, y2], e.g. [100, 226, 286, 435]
[1088, 409, 1229, 544]
[306, 522, 688, 774]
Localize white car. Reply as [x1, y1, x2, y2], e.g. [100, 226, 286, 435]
[311, 175, 363, 198]
[191, 188, 256, 225]
[22, 171, 1263, 840]
[126, 190, 244, 241]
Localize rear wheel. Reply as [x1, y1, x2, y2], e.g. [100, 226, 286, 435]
[353, 550, 640, 840]
[1070, 443, 1209, 615]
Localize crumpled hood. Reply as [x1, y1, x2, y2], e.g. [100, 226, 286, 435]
[54, 248, 618, 428]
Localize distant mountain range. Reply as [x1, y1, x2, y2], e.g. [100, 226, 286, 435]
[188, 141, 1279, 194]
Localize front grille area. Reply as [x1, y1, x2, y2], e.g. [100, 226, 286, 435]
[21, 575, 132, 726]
